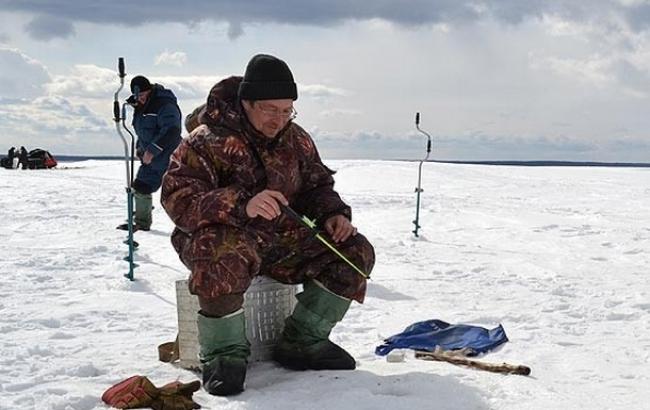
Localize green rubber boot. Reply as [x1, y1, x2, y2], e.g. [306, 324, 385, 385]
[133, 191, 152, 230]
[274, 280, 355, 371]
[198, 310, 250, 396]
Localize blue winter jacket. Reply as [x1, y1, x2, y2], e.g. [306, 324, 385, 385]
[132, 84, 182, 193]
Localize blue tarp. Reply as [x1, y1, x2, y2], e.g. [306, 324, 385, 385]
[375, 319, 509, 356]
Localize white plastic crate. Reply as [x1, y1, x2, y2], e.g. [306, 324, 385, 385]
[176, 277, 298, 370]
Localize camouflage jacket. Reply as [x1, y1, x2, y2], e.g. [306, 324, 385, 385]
[161, 76, 351, 266]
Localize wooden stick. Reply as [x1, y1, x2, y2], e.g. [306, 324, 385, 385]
[414, 347, 531, 376]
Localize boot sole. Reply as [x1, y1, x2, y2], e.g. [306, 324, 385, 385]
[273, 352, 356, 371]
[204, 380, 244, 396]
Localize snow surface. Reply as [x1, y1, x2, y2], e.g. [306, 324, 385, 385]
[1, 160, 649, 410]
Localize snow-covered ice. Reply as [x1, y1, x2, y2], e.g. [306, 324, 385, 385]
[1, 160, 648, 410]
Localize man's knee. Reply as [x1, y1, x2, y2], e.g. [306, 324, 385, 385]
[310, 234, 374, 303]
[346, 233, 375, 275]
[188, 228, 262, 299]
[198, 293, 245, 317]
[132, 178, 155, 195]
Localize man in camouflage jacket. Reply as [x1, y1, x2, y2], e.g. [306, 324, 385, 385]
[161, 54, 375, 396]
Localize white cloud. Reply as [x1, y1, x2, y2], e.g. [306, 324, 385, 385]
[0, 47, 50, 99]
[299, 83, 349, 100]
[32, 95, 108, 130]
[319, 108, 361, 118]
[154, 75, 223, 99]
[529, 51, 650, 97]
[617, 0, 650, 5]
[154, 50, 188, 67]
[534, 53, 616, 87]
[541, 14, 594, 37]
[0, 51, 116, 153]
[44, 64, 117, 98]
[42, 64, 219, 101]
[0, 95, 113, 153]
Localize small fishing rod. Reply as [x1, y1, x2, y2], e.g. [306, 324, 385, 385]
[280, 204, 369, 279]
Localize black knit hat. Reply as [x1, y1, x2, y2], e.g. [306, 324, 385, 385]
[130, 75, 152, 95]
[238, 54, 297, 101]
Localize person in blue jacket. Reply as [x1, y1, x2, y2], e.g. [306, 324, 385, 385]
[117, 75, 182, 232]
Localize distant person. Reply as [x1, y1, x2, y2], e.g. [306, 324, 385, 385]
[6, 147, 17, 169]
[0, 147, 18, 169]
[161, 54, 375, 397]
[116, 75, 182, 232]
[18, 146, 29, 170]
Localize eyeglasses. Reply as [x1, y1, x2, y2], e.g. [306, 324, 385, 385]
[256, 104, 297, 120]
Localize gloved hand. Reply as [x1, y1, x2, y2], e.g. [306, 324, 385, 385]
[102, 375, 158, 409]
[151, 380, 201, 410]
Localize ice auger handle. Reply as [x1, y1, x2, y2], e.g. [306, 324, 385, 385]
[118, 57, 125, 78]
[113, 101, 120, 122]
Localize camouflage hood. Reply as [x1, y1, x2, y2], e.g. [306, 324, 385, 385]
[185, 76, 291, 148]
[184, 76, 239, 135]
[198, 75, 242, 133]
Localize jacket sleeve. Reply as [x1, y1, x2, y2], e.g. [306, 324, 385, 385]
[161, 135, 252, 233]
[292, 128, 351, 225]
[145, 103, 181, 157]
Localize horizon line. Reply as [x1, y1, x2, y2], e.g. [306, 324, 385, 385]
[50, 155, 650, 168]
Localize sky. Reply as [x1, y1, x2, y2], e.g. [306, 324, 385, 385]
[0, 0, 649, 161]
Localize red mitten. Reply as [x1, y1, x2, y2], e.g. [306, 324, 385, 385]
[102, 375, 159, 409]
[152, 380, 201, 410]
